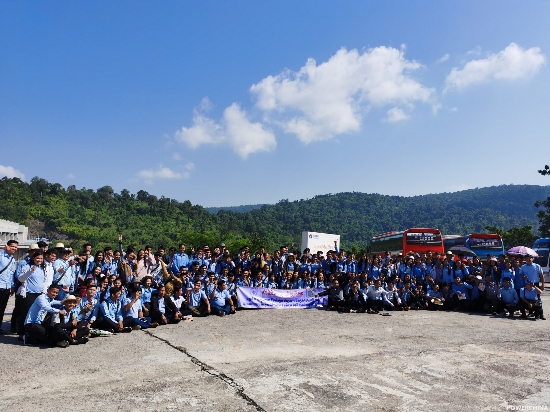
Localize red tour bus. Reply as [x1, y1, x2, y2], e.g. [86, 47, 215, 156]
[369, 228, 444, 257]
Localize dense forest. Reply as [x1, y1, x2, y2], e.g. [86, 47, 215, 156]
[1, 176, 549, 252]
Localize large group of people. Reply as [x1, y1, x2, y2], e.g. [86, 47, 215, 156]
[0, 237, 546, 348]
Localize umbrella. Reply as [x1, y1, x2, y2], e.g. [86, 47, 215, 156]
[506, 246, 539, 258]
[448, 246, 477, 257]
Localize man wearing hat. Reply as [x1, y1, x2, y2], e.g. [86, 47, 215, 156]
[57, 294, 89, 345]
[0, 240, 18, 335]
[53, 249, 79, 301]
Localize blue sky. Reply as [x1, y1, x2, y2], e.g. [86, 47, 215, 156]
[1, 1, 549, 207]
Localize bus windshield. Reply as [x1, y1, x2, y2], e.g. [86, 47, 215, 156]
[468, 237, 503, 249]
[533, 248, 549, 267]
[406, 232, 442, 245]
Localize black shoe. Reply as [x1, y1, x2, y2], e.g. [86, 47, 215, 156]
[122, 327, 132, 333]
[541, 316, 546, 320]
[79, 337, 89, 344]
[56, 340, 70, 348]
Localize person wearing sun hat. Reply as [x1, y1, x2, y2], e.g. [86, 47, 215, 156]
[56, 294, 89, 345]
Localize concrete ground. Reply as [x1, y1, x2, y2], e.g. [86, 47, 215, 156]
[1, 293, 549, 412]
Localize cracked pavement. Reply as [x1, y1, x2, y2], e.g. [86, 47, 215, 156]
[1, 294, 550, 411]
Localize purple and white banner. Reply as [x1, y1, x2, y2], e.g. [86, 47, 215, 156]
[237, 287, 327, 309]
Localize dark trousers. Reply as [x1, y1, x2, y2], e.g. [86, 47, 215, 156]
[189, 303, 209, 317]
[327, 296, 345, 309]
[11, 294, 21, 331]
[24, 323, 48, 344]
[497, 301, 517, 314]
[99, 317, 133, 331]
[452, 296, 471, 311]
[0, 288, 11, 331]
[519, 300, 543, 317]
[367, 299, 384, 312]
[18, 292, 41, 335]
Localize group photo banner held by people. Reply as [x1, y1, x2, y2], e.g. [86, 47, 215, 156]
[237, 287, 327, 309]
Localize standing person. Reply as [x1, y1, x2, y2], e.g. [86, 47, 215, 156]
[53, 249, 78, 300]
[171, 244, 190, 275]
[0, 240, 18, 335]
[518, 255, 545, 295]
[16, 251, 48, 340]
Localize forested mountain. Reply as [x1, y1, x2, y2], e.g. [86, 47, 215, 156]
[1, 176, 549, 252]
[205, 204, 266, 214]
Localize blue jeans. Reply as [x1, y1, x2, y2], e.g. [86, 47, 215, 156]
[211, 303, 231, 315]
[132, 317, 152, 328]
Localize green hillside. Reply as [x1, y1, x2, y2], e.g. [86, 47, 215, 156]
[1, 176, 549, 252]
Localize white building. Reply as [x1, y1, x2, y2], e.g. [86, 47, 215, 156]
[0, 219, 31, 260]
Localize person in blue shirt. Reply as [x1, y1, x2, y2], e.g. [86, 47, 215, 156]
[497, 278, 519, 317]
[187, 280, 211, 317]
[150, 285, 182, 324]
[24, 283, 66, 347]
[123, 288, 158, 329]
[518, 255, 545, 293]
[209, 279, 235, 316]
[171, 244, 190, 274]
[140, 276, 156, 316]
[451, 275, 474, 312]
[99, 287, 133, 333]
[518, 280, 545, 320]
[425, 284, 444, 311]
[78, 284, 101, 329]
[56, 294, 90, 345]
[0, 240, 18, 335]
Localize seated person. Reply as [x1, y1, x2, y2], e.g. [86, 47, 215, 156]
[123, 288, 158, 329]
[519, 280, 545, 320]
[425, 284, 444, 311]
[497, 278, 519, 317]
[24, 284, 67, 347]
[56, 294, 89, 345]
[317, 279, 345, 312]
[209, 279, 235, 316]
[187, 280, 211, 317]
[78, 284, 101, 330]
[150, 285, 182, 325]
[383, 280, 403, 311]
[345, 282, 366, 313]
[451, 275, 474, 312]
[99, 287, 133, 333]
[365, 279, 386, 313]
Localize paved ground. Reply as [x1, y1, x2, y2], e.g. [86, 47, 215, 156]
[1, 293, 549, 411]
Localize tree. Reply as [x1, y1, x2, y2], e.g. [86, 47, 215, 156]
[484, 225, 537, 249]
[538, 165, 550, 176]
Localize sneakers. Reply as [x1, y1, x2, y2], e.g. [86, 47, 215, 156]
[131, 325, 141, 331]
[349, 309, 357, 313]
[122, 327, 132, 333]
[79, 337, 89, 344]
[218, 311, 226, 317]
[56, 340, 70, 348]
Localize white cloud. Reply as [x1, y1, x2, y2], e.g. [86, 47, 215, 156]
[385, 107, 409, 122]
[0, 165, 25, 180]
[250, 46, 436, 143]
[445, 43, 546, 92]
[436, 54, 450, 63]
[223, 103, 276, 158]
[136, 165, 185, 184]
[67, 173, 75, 179]
[175, 101, 276, 158]
[184, 162, 195, 171]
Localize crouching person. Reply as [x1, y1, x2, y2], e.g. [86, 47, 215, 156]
[383, 280, 403, 311]
[519, 280, 545, 320]
[425, 284, 445, 311]
[209, 279, 235, 317]
[150, 285, 182, 325]
[99, 287, 132, 333]
[497, 278, 519, 317]
[56, 295, 89, 345]
[345, 282, 366, 313]
[24, 284, 68, 347]
[187, 280, 211, 317]
[123, 288, 158, 329]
